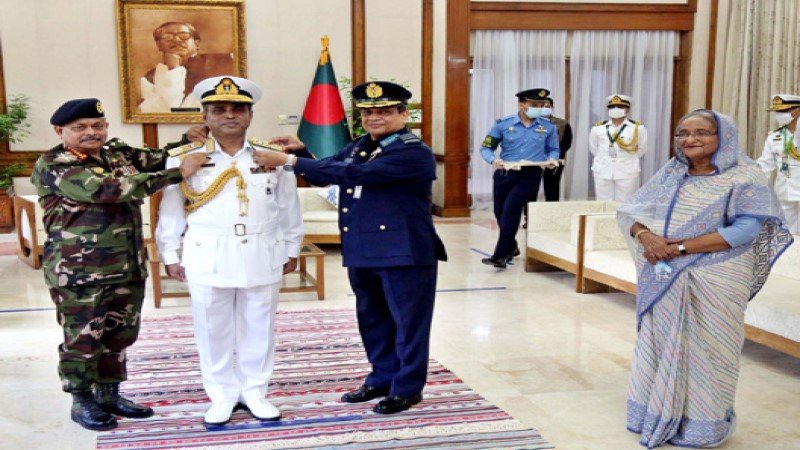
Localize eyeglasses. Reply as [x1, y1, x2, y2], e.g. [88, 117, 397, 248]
[67, 124, 107, 133]
[675, 130, 717, 141]
[158, 31, 194, 41]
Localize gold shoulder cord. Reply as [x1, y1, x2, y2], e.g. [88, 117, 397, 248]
[616, 123, 640, 153]
[179, 140, 249, 216]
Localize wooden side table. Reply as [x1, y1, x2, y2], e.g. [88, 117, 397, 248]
[282, 241, 326, 300]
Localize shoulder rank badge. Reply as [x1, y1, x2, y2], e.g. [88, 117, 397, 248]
[167, 141, 203, 157]
[248, 137, 285, 152]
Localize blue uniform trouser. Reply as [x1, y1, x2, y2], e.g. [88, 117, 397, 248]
[492, 166, 543, 259]
[348, 264, 438, 397]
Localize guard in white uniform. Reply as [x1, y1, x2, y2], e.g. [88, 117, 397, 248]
[156, 76, 303, 426]
[757, 94, 800, 234]
[589, 94, 648, 202]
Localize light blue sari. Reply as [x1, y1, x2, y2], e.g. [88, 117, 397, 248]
[617, 111, 792, 448]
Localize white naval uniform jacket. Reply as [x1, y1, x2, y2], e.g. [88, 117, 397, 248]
[757, 127, 800, 202]
[589, 119, 649, 180]
[156, 139, 304, 288]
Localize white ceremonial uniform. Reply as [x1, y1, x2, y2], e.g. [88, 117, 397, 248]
[589, 118, 649, 202]
[757, 126, 800, 233]
[156, 138, 303, 406]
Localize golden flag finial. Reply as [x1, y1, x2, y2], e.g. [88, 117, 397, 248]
[320, 35, 330, 66]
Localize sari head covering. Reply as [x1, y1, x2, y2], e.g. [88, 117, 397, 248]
[617, 109, 793, 326]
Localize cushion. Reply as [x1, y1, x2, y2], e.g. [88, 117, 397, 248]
[583, 249, 637, 284]
[316, 185, 340, 209]
[527, 231, 575, 262]
[747, 276, 800, 342]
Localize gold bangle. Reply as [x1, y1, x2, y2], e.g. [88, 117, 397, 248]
[634, 229, 652, 240]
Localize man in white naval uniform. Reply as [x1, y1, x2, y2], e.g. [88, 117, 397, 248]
[156, 76, 303, 426]
[757, 94, 800, 234]
[589, 94, 648, 202]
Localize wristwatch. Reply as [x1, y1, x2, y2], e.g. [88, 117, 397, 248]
[676, 242, 688, 255]
[283, 154, 296, 172]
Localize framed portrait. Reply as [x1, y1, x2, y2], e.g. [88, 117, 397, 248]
[116, 0, 247, 123]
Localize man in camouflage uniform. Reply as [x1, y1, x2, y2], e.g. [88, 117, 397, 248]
[31, 98, 206, 431]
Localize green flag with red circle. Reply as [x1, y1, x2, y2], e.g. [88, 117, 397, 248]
[297, 37, 351, 159]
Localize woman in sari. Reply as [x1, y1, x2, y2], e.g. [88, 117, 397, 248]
[617, 110, 793, 448]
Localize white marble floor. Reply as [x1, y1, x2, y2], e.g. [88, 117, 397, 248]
[0, 213, 798, 450]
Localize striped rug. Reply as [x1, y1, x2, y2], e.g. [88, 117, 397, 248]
[96, 309, 553, 449]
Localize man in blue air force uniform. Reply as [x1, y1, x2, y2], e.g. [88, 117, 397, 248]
[480, 88, 560, 268]
[257, 81, 447, 414]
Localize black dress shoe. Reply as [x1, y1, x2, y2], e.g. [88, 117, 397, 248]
[95, 383, 154, 419]
[373, 394, 423, 414]
[481, 257, 507, 268]
[71, 391, 118, 431]
[341, 385, 390, 403]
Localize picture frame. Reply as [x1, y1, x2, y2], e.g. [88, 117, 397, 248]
[116, 0, 247, 123]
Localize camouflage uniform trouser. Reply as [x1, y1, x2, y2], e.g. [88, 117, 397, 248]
[48, 280, 145, 393]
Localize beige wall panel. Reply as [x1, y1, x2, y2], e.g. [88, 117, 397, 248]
[688, 0, 711, 110]
[365, 0, 422, 98]
[0, 0, 352, 149]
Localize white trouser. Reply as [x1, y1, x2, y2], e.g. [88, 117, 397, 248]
[594, 176, 639, 202]
[188, 281, 280, 405]
[780, 199, 800, 234]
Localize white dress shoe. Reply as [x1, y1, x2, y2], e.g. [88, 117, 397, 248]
[203, 402, 236, 425]
[241, 394, 280, 421]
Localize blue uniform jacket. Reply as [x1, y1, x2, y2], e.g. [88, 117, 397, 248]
[294, 129, 447, 268]
[480, 114, 560, 164]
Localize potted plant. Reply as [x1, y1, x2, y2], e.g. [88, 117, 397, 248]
[0, 94, 31, 231]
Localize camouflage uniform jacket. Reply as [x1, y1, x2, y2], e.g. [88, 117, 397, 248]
[31, 138, 184, 287]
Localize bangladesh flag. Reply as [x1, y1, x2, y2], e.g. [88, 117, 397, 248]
[297, 36, 351, 159]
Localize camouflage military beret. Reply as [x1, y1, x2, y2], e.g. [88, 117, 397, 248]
[51, 98, 105, 126]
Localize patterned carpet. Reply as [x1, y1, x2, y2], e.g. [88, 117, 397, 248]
[96, 309, 553, 449]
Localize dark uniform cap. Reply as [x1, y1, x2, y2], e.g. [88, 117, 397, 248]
[50, 98, 105, 126]
[516, 88, 550, 101]
[352, 81, 412, 108]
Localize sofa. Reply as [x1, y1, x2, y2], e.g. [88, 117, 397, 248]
[573, 212, 800, 358]
[298, 187, 340, 244]
[14, 194, 153, 269]
[525, 200, 620, 291]
[745, 242, 800, 358]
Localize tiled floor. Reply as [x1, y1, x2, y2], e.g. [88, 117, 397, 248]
[1, 213, 798, 450]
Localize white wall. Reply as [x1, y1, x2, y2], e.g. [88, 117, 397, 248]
[0, 0, 354, 149]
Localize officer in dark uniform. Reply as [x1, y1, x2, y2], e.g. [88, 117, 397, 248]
[540, 96, 573, 201]
[480, 88, 560, 268]
[254, 81, 447, 415]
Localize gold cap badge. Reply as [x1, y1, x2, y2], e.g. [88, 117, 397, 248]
[96, 102, 103, 114]
[366, 83, 383, 99]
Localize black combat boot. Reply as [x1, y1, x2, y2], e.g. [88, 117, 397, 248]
[95, 383, 154, 418]
[71, 391, 118, 431]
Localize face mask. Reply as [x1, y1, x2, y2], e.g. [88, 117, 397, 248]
[608, 107, 627, 119]
[540, 107, 553, 117]
[525, 107, 541, 119]
[775, 111, 794, 126]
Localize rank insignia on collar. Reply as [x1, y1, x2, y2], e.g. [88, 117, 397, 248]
[91, 167, 105, 174]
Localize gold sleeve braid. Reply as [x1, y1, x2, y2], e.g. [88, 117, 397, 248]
[179, 158, 249, 216]
[616, 123, 640, 153]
